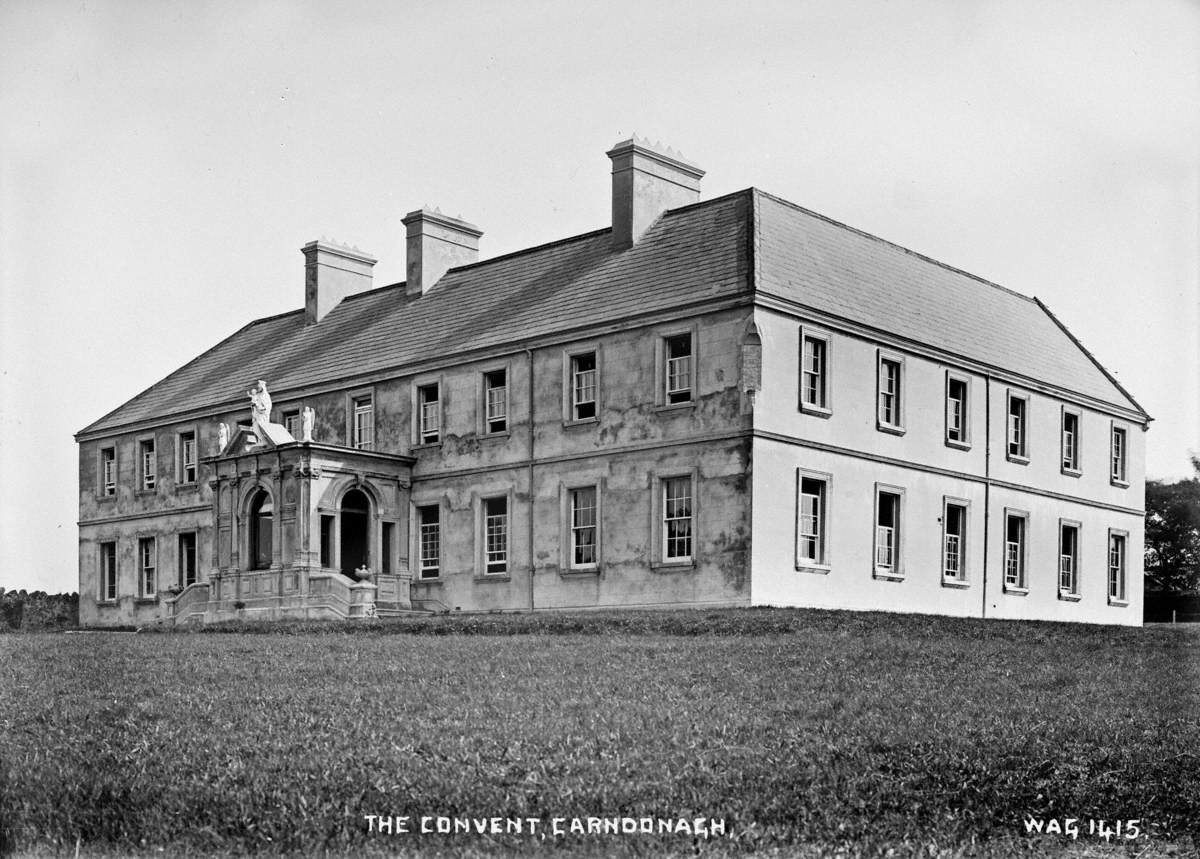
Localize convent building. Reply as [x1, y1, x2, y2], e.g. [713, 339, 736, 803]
[76, 138, 1149, 626]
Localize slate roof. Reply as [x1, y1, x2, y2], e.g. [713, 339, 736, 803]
[78, 188, 1144, 436]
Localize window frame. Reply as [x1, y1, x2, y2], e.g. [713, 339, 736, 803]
[875, 351, 906, 435]
[944, 371, 971, 450]
[136, 435, 157, 493]
[872, 483, 905, 580]
[137, 535, 157, 600]
[99, 541, 118, 603]
[651, 469, 699, 570]
[178, 531, 198, 588]
[413, 379, 443, 447]
[480, 365, 510, 436]
[1058, 518, 1082, 600]
[1003, 508, 1030, 594]
[98, 444, 118, 499]
[560, 481, 602, 574]
[475, 490, 514, 579]
[176, 426, 199, 486]
[1110, 422, 1129, 487]
[798, 327, 832, 417]
[562, 344, 601, 425]
[1060, 407, 1082, 477]
[655, 326, 698, 409]
[795, 468, 832, 572]
[941, 497, 970, 587]
[1006, 390, 1030, 464]
[1107, 528, 1129, 606]
[414, 501, 443, 581]
[281, 408, 302, 439]
[347, 387, 375, 451]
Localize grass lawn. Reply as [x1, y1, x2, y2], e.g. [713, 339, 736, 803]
[1, 608, 1197, 857]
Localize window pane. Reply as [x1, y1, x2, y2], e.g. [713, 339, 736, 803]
[572, 353, 597, 419]
[485, 497, 508, 572]
[664, 477, 693, 560]
[419, 505, 440, 578]
[571, 487, 598, 566]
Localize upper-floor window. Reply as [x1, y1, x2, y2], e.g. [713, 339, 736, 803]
[570, 352, 597, 421]
[138, 536, 156, 598]
[99, 541, 117, 602]
[352, 395, 374, 450]
[417, 504, 440, 579]
[569, 486, 599, 569]
[662, 476, 693, 562]
[876, 355, 903, 432]
[179, 532, 197, 588]
[943, 500, 967, 583]
[663, 333, 693, 404]
[100, 447, 116, 496]
[946, 375, 969, 447]
[1108, 531, 1128, 604]
[1110, 425, 1128, 485]
[1007, 393, 1028, 462]
[1004, 512, 1028, 591]
[800, 332, 829, 413]
[797, 474, 829, 567]
[139, 439, 156, 491]
[484, 370, 507, 434]
[483, 496, 508, 574]
[178, 431, 197, 484]
[1061, 410, 1081, 475]
[418, 384, 440, 444]
[1059, 521, 1080, 597]
[874, 488, 903, 577]
[282, 409, 301, 438]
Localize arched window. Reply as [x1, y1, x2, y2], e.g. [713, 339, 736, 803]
[340, 488, 370, 579]
[249, 489, 273, 570]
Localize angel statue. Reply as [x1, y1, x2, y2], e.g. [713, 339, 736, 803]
[216, 422, 229, 452]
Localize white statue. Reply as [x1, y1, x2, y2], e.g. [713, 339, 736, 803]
[217, 422, 229, 452]
[300, 406, 315, 442]
[247, 380, 272, 426]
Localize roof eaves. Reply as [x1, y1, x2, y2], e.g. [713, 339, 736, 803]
[1033, 297, 1152, 423]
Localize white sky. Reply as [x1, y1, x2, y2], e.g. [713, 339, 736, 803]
[1, 0, 1197, 594]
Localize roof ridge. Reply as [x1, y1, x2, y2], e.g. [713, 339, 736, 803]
[751, 187, 1036, 304]
[1033, 297, 1151, 421]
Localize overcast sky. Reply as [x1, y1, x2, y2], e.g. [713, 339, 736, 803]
[1, 0, 1197, 594]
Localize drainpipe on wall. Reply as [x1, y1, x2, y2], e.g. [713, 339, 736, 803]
[982, 375, 991, 619]
[526, 348, 535, 612]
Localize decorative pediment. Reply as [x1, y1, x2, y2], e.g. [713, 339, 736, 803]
[217, 422, 296, 457]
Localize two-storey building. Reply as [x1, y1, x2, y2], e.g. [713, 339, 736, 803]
[76, 137, 1149, 626]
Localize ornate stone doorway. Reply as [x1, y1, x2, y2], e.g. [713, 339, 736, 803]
[340, 488, 370, 579]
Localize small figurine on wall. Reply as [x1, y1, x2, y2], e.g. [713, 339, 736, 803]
[216, 422, 229, 453]
[301, 406, 315, 442]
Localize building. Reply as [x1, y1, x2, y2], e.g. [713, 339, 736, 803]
[76, 138, 1149, 627]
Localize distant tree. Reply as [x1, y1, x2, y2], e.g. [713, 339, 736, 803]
[1144, 455, 1200, 594]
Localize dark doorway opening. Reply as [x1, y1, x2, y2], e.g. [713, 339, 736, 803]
[249, 489, 273, 570]
[340, 489, 370, 579]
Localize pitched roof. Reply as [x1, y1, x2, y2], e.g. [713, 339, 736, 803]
[754, 190, 1146, 416]
[78, 186, 1145, 436]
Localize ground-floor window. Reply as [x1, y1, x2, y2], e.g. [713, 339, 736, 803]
[1059, 521, 1080, 596]
[663, 476, 693, 562]
[319, 515, 334, 568]
[943, 501, 967, 582]
[100, 541, 117, 601]
[874, 487, 903, 577]
[797, 474, 828, 567]
[417, 505, 440, 579]
[138, 537, 156, 598]
[1004, 512, 1028, 591]
[484, 496, 508, 574]
[569, 486, 598, 568]
[1108, 530, 1128, 603]
[178, 532, 197, 587]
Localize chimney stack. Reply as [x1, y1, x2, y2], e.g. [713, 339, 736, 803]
[302, 240, 376, 324]
[403, 208, 483, 296]
[607, 136, 704, 249]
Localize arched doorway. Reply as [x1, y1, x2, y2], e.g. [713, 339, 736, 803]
[248, 489, 273, 570]
[340, 488, 370, 579]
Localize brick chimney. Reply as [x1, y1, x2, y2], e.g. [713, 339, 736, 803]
[302, 240, 377, 324]
[402, 208, 483, 297]
[607, 136, 705, 250]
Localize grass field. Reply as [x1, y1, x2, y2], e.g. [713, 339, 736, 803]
[1, 608, 1197, 857]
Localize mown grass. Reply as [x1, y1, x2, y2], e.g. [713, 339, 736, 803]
[1, 608, 1197, 857]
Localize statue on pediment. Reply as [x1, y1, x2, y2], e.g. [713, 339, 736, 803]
[301, 407, 315, 442]
[247, 380, 272, 426]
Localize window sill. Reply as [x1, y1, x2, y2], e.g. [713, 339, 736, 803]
[651, 560, 695, 572]
[876, 423, 906, 437]
[944, 439, 971, 452]
[175, 482, 199, 492]
[873, 569, 904, 581]
[96, 600, 119, 607]
[96, 494, 117, 502]
[134, 597, 158, 605]
[563, 417, 599, 429]
[799, 404, 833, 419]
[474, 574, 512, 583]
[654, 401, 695, 414]
[941, 578, 970, 589]
[559, 566, 600, 578]
[1006, 453, 1029, 466]
[795, 562, 831, 575]
[1110, 478, 1130, 489]
[1108, 598, 1129, 608]
[412, 441, 442, 451]
[481, 430, 510, 441]
[1003, 586, 1029, 596]
[1058, 591, 1082, 602]
[1060, 468, 1082, 479]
